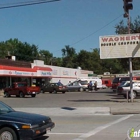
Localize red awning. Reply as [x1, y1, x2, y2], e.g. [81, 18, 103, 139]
[33, 66, 52, 71]
[0, 65, 36, 72]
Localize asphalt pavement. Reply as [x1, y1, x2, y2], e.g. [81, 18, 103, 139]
[14, 98, 140, 116]
[1, 89, 140, 116]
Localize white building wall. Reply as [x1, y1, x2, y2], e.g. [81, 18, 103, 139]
[46, 65, 78, 84]
[31, 60, 94, 85]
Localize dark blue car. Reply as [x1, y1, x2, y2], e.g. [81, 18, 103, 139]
[0, 101, 55, 140]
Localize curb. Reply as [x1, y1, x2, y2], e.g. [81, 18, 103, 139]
[14, 107, 111, 116]
[111, 111, 140, 115]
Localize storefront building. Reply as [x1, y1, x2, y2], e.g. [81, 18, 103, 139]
[0, 58, 93, 89]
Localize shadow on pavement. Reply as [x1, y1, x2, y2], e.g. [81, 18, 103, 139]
[68, 99, 127, 103]
[35, 136, 49, 140]
[61, 107, 76, 110]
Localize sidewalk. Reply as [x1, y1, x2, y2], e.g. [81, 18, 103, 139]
[14, 100, 140, 116]
[110, 101, 140, 115]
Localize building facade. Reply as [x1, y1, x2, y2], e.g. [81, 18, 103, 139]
[0, 58, 93, 89]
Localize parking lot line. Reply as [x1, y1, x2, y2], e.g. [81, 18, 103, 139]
[72, 114, 133, 140]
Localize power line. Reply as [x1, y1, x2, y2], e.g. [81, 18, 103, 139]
[70, 14, 122, 46]
[0, 0, 60, 9]
[51, 14, 123, 55]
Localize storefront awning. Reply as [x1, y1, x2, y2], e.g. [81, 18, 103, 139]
[0, 65, 52, 77]
[0, 65, 36, 77]
[0, 65, 36, 72]
[33, 66, 52, 71]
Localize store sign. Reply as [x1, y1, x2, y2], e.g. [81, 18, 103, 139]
[0, 70, 36, 76]
[15, 71, 33, 76]
[37, 70, 52, 76]
[41, 71, 51, 76]
[100, 33, 140, 59]
[63, 70, 69, 75]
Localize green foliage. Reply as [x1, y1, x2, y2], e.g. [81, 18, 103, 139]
[38, 50, 53, 65]
[115, 16, 140, 73]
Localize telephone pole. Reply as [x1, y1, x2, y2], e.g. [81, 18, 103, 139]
[123, 0, 133, 102]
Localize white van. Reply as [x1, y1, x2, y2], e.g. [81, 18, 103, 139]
[77, 77, 103, 90]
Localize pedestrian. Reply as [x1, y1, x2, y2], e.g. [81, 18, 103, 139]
[88, 81, 93, 92]
[57, 80, 62, 86]
[94, 81, 97, 91]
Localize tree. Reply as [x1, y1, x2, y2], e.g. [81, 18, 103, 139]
[61, 45, 77, 68]
[38, 50, 53, 65]
[115, 16, 140, 72]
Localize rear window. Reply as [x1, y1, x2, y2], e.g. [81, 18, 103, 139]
[18, 83, 27, 87]
[113, 77, 129, 83]
[104, 81, 109, 84]
[112, 78, 119, 83]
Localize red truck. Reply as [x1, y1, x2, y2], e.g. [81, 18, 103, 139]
[4, 82, 40, 98]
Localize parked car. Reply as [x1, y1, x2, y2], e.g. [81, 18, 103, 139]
[77, 77, 103, 90]
[117, 80, 140, 99]
[4, 82, 40, 98]
[67, 81, 86, 92]
[112, 77, 130, 92]
[41, 83, 67, 93]
[0, 101, 55, 140]
[112, 76, 140, 92]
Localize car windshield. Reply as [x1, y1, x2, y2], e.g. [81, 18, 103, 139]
[56, 83, 63, 86]
[0, 102, 15, 114]
[113, 78, 119, 83]
[123, 83, 130, 87]
[80, 80, 88, 85]
[120, 81, 128, 86]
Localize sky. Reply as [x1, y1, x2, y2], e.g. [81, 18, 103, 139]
[0, 0, 139, 57]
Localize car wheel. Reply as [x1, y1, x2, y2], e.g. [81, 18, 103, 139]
[40, 89, 44, 93]
[79, 88, 83, 92]
[19, 92, 25, 98]
[53, 90, 57, 94]
[123, 94, 126, 98]
[0, 127, 18, 140]
[31, 94, 36, 97]
[4, 92, 10, 98]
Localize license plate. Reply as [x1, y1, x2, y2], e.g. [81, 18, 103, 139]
[32, 92, 35, 94]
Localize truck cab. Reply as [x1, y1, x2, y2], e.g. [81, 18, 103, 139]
[4, 82, 40, 98]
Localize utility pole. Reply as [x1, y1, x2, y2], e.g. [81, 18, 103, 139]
[123, 0, 133, 102]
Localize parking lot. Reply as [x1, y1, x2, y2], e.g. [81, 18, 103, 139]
[1, 88, 140, 140]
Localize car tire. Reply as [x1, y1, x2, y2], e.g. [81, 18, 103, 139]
[0, 127, 18, 140]
[53, 90, 57, 94]
[19, 92, 25, 98]
[40, 89, 44, 93]
[62, 91, 65, 94]
[4, 92, 10, 98]
[123, 94, 126, 98]
[31, 94, 36, 97]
